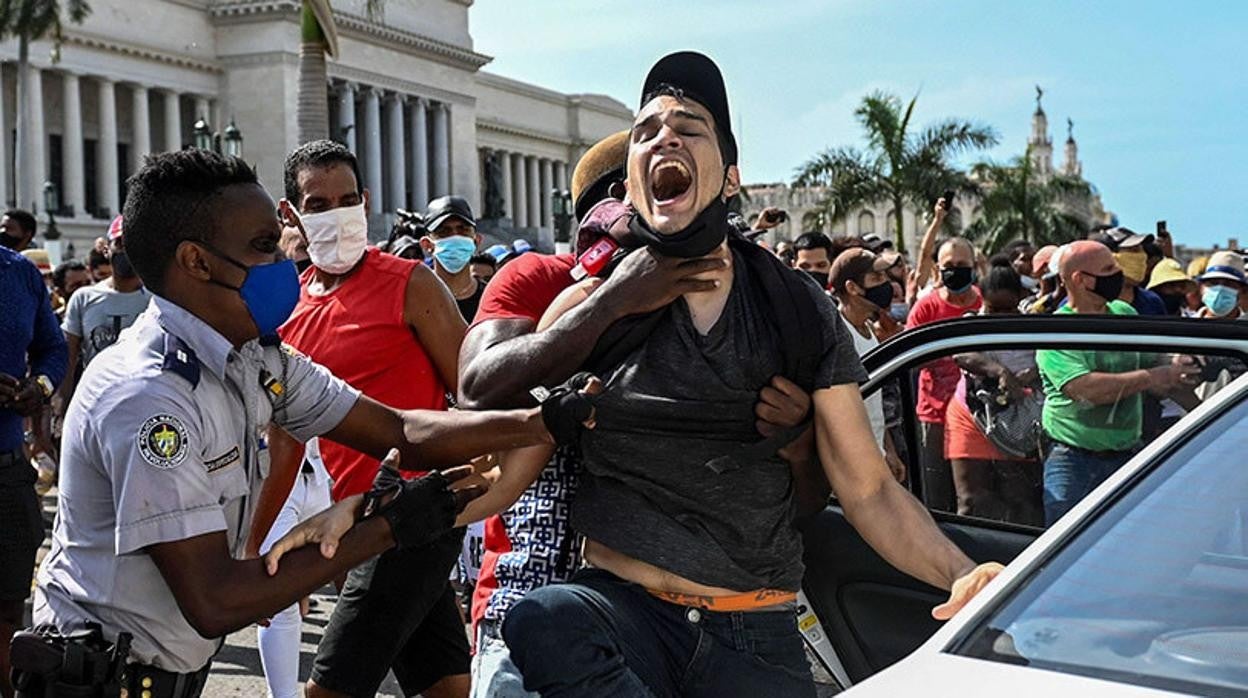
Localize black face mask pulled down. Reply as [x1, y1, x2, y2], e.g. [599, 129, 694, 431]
[1089, 270, 1125, 303]
[110, 251, 138, 279]
[627, 195, 729, 259]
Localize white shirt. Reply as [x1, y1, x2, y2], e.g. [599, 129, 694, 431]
[844, 313, 886, 450]
[35, 296, 359, 672]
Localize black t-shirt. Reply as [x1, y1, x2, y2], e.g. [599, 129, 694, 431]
[573, 251, 866, 591]
[456, 281, 485, 324]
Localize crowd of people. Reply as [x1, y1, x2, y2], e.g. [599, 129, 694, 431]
[773, 202, 1245, 531]
[0, 48, 1244, 698]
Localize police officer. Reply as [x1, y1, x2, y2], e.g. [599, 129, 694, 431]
[28, 150, 581, 698]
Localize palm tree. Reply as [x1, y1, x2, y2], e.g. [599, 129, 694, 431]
[297, 0, 384, 145]
[793, 91, 997, 253]
[964, 148, 1092, 254]
[0, 0, 91, 210]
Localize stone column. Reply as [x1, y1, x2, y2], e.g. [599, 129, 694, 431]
[194, 96, 210, 123]
[554, 161, 568, 195]
[539, 158, 553, 229]
[130, 85, 150, 173]
[499, 150, 513, 221]
[430, 102, 450, 198]
[384, 93, 406, 213]
[336, 82, 356, 152]
[511, 151, 527, 229]
[526, 156, 540, 229]
[97, 78, 119, 218]
[162, 90, 181, 151]
[22, 66, 46, 211]
[361, 87, 383, 215]
[0, 64, 8, 207]
[408, 97, 428, 208]
[62, 72, 85, 217]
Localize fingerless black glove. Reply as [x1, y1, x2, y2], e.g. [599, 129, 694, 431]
[362, 465, 457, 549]
[533, 372, 598, 445]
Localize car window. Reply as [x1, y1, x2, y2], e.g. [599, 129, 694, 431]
[879, 345, 1244, 529]
[953, 392, 1248, 696]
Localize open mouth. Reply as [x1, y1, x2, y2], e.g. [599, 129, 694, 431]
[650, 160, 693, 205]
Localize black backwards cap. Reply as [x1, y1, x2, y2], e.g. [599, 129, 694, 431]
[640, 51, 738, 166]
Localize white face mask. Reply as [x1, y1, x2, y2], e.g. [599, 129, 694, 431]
[297, 203, 369, 275]
[1020, 274, 1039, 291]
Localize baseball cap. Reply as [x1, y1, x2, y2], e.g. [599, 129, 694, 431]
[1147, 258, 1192, 290]
[571, 130, 629, 221]
[860, 233, 893, 252]
[640, 51, 738, 165]
[1032, 245, 1059, 278]
[877, 249, 904, 269]
[107, 215, 124, 241]
[828, 248, 892, 295]
[484, 244, 510, 264]
[423, 196, 476, 233]
[1093, 226, 1153, 252]
[1200, 250, 1247, 286]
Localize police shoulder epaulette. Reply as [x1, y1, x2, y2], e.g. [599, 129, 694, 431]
[161, 333, 201, 389]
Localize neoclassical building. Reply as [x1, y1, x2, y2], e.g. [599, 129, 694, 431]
[0, 0, 633, 258]
[744, 97, 1112, 252]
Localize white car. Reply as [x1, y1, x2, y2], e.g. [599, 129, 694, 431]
[798, 315, 1248, 696]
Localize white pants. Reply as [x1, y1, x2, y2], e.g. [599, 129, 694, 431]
[256, 467, 333, 698]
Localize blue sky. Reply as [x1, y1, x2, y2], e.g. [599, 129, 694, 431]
[472, 1, 1246, 248]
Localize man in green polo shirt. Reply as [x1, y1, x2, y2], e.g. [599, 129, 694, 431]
[1037, 240, 1199, 524]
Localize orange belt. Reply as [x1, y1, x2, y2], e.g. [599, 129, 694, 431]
[646, 588, 797, 612]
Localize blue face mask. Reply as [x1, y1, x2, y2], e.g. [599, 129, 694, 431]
[1202, 284, 1240, 317]
[203, 244, 301, 338]
[432, 236, 477, 275]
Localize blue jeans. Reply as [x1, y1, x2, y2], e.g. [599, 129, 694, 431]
[1043, 442, 1136, 525]
[502, 568, 815, 698]
[472, 622, 537, 698]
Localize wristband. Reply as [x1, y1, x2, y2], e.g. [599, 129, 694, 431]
[361, 464, 457, 549]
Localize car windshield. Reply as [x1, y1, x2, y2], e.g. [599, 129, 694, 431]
[955, 389, 1248, 696]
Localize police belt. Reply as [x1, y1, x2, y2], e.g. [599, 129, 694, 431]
[11, 624, 210, 698]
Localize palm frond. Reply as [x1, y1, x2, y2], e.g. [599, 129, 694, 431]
[913, 120, 999, 161]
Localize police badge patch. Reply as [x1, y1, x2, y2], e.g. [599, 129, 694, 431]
[138, 414, 190, 469]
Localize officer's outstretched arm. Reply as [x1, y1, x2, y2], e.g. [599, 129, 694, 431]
[324, 395, 555, 471]
[148, 503, 391, 639]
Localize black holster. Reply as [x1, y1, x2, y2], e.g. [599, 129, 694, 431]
[10, 624, 130, 697]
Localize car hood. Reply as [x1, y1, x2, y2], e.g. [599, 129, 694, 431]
[842, 651, 1184, 697]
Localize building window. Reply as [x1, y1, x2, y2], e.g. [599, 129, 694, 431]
[858, 210, 875, 235]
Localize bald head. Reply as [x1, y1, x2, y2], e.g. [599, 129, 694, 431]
[1059, 240, 1118, 284]
[937, 237, 975, 264]
[1061, 240, 1124, 311]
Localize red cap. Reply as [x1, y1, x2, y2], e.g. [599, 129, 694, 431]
[107, 215, 124, 241]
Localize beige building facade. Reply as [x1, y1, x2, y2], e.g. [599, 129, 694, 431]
[0, 0, 633, 259]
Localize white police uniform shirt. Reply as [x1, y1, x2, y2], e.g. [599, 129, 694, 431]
[34, 295, 360, 673]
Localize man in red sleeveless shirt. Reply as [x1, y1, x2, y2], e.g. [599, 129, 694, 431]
[276, 140, 472, 698]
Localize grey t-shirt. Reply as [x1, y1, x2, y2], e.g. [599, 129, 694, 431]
[574, 251, 867, 591]
[62, 282, 151, 366]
